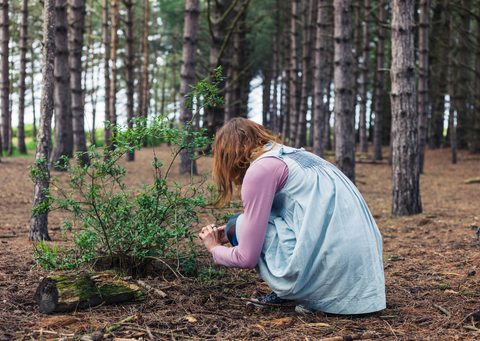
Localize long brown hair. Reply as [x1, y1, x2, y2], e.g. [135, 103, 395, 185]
[213, 117, 282, 208]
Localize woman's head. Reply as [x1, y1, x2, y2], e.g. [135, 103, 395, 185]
[213, 117, 281, 208]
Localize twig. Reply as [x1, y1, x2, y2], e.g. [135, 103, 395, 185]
[32, 330, 75, 337]
[127, 326, 202, 340]
[137, 280, 168, 298]
[105, 315, 133, 332]
[0, 235, 17, 238]
[463, 325, 480, 331]
[433, 303, 451, 317]
[146, 326, 156, 341]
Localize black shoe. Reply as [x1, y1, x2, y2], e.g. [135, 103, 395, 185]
[246, 291, 296, 308]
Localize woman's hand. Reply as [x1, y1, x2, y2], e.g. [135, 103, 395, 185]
[199, 224, 228, 253]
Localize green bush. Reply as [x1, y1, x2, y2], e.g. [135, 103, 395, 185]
[30, 67, 231, 275]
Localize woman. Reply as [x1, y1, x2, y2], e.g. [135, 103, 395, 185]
[199, 118, 385, 315]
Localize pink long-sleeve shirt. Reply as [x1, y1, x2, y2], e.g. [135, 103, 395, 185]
[212, 157, 289, 268]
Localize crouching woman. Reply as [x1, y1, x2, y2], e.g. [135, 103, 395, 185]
[199, 118, 385, 315]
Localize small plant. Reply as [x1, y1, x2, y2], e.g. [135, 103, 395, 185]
[197, 264, 226, 284]
[30, 67, 232, 275]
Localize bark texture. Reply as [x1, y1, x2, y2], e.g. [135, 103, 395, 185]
[0, 0, 9, 154]
[417, 0, 429, 173]
[333, 0, 355, 183]
[17, 0, 28, 154]
[312, 0, 329, 157]
[29, 0, 56, 241]
[179, 0, 199, 175]
[50, 0, 73, 170]
[281, 2, 291, 140]
[390, 0, 422, 216]
[102, 0, 110, 149]
[108, 0, 119, 143]
[125, 0, 135, 161]
[472, 0, 480, 154]
[141, 0, 149, 120]
[70, 0, 89, 166]
[447, 10, 457, 164]
[359, 0, 370, 153]
[372, 0, 386, 161]
[288, 0, 300, 146]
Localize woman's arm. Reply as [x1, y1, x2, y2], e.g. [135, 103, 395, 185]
[211, 157, 288, 268]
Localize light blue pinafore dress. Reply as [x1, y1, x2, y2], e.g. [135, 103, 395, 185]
[235, 143, 386, 314]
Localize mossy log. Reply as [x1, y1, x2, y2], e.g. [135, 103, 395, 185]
[34, 271, 143, 313]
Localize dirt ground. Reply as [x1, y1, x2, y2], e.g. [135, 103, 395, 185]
[0, 144, 479, 341]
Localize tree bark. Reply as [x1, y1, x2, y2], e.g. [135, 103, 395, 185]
[324, 14, 334, 151]
[312, 0, 329, 157]
[70, 0, 89, 166]
[102, 0, 111, 149]
[179, 0, 200, 175]
[108, 0, 119, 146]
[352, 0, 360, 142]
[29, 0, 56, 241]
[281, 1, 291, 140]
[31, 45, 36, 143]
[271, 0, 280, 133]
[417, 0, 429, 173]
[125, 0, 135, 161]
[141, 0, 149, 121]
[390, 0, 422, 216]
[17, 0, 28, 154]
[50, 0, 73, 170]
[171, 35, 177, 120]
[333, 0, 355, 183]
[471, 0, 480, 154]
[0, 0, 9, 155]
[455, 0, 472, 150]
[262, 68, 272, 127]
[288, 0, 300, 147]
[359, 0, 370, 153]
[447, 8, 457, 163]
[372, 0, 386, 161]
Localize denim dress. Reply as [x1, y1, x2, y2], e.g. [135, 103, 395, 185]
[234, 143, 386, 314]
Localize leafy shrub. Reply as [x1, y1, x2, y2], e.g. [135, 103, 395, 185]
[31, 68, 234, 275]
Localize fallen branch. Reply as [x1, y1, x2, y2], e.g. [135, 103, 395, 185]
[137, 280, 168, 298]
[0, 235, 17, 238]
[463, 325, 480, 331]
[105, 316, 134, 332]
[32, 330, 75, 337]
[433, 303, 451, 317]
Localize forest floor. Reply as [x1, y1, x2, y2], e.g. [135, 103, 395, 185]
[1, 144, 480, 341]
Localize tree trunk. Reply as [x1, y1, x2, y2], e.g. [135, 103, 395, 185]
[455, 0, 472, 150]
[82, 0, 94, 108]
[295, 0, 314, 148]
[179, 0, 199, 175]
[136, 32, 144, 121]
[359, 0, 370, 153]
[108, 0, 119, 145]
[447, 8, 457, 163]
[271, 0, 280, 133]
[417, 0, 429, 173]
[160, 66, 166, 116]
[352, 0, 360, 141]
[312, 0, 328, 157]
[471, 0, 480, 154]
[288, 0, 300, 147]
[0, 0, 9, 155]
[125, 0, 135, 161]
[390, 0, 422, 216]
[70, 0, 89, 166]
[373, 0, 386, 161]
[102, 0, 111, 149]
[262, 68, 272, 127]
[171, 35, 177, 120]
[281, 1, 291, 140]
[29, 0, 56, 241]
[141, 0, 149, 121]
[333, 0, 355, 183]
[31, 45, 36, 142]
[50, 0, 73, 170]
[324, 16, 334, 151]
[17, 0, 28, 154]
[34, 273, 143, 313]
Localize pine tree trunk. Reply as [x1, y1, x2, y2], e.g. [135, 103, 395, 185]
[471, 0, 480, 154]
[102, 0, 111, 149]
[125, 0, 135, 161]
[324, 18, 334, 151]
[333, 0, 355, 182]
[160, 66, 166, 116]
[271, 0, 280, 133]
[352, 0, 360, 136]
[359, 0, 370, 153]
[447, 9, 457, 163]
[50, 0, 73, 170]
[312, 0, 329, 157]
[29, 0, 56, 241]
[136, 33, 144, 121]
[455, 0, 472, 150]
[17, 0, 28, 154]
[390, 0, 422, 216]
[262, 68, 272, 127]
[281, 1, 291, 140]
[372, 0, 386, 161]
[108, 0, 119, 144]
[70, 0, 89, 166]
[31, 45, 36, 142]
[171, 35, 177, 119]
[141, 0, 149, 121]
[0, 0, 9, 155]
[82, 0, 94, 108]
[417, 0, 429, 173]
[179, 0, 199, 175]
[295, 0, 314, 148]
[288, 0, 300, 146]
